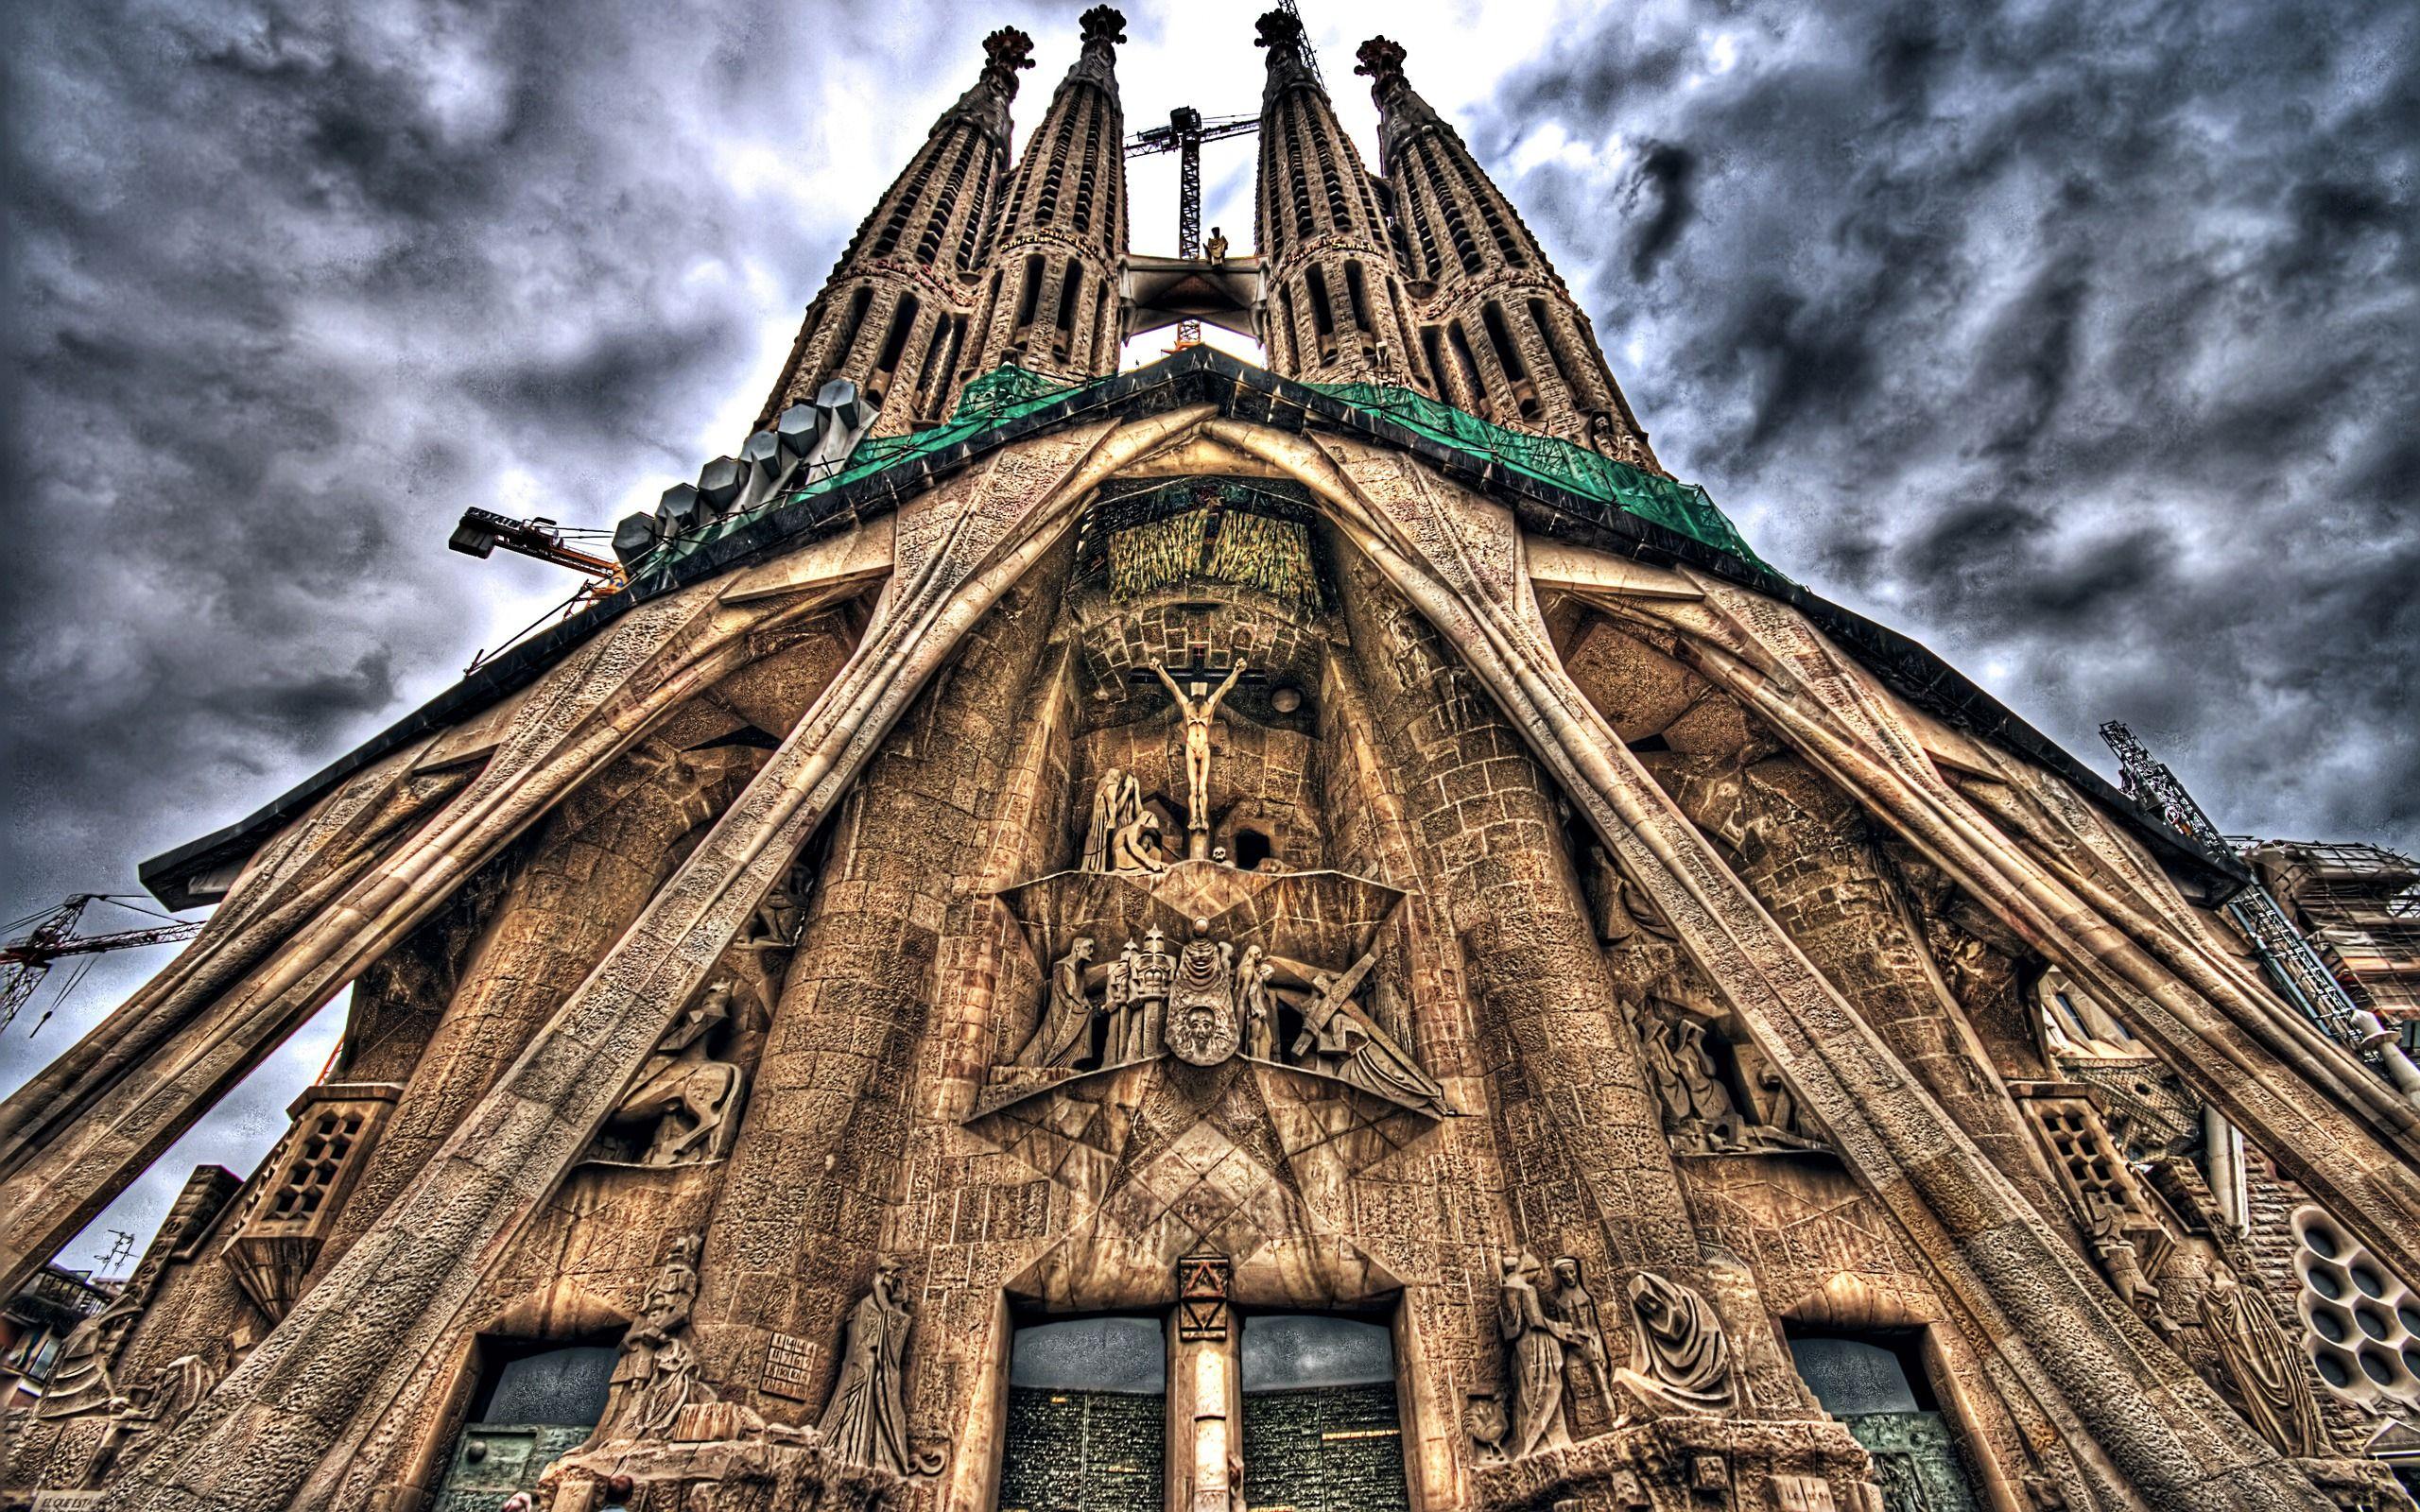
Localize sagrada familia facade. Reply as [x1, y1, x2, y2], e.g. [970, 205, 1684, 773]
[7, 9, 2420, 1512]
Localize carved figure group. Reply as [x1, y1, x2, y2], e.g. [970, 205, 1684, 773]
[1635, 1000, 1822, 1155]
[1484, 1256, 1738, 1460]
[1082, 767, 1167, 875]
[596, 1235, 717, 1442]
[600, 980, 746, 1165]
[1005, 922, 1443, 1110]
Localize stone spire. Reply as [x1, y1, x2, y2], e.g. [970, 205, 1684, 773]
[959, 6, 1132, 387]
[1357, 36, 1661, 469]
[755, 26, 1034, 434]
[1252, 11, 1433, 389]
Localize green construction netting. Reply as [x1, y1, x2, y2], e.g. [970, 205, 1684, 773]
[649, 365, 1100, 567]
[1305, 382, 1770, 571]
[648, 365, 1767, 576]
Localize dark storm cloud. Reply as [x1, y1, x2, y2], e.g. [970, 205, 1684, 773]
[1475, 0, 2420, 851]
[0, 0, 1080, 1263]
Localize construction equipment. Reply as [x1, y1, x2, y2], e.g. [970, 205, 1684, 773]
[448, 508, 621, 577]
[1, 895, 203, 1035]
[1126, 106, 1259, 347]
[2100, 722, 2371, 1047]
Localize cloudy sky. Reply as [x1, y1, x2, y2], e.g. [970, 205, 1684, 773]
[4, 0, 2413, 1272]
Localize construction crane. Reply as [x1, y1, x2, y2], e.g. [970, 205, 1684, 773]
[448, 508, 621, 578]
[2099, 722, 2372, 1048]
[1126, 107, 1259, 348]
[1, 895, 203, 1035]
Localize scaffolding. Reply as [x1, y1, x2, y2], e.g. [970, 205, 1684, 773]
[2244, 839, 2420, 1029]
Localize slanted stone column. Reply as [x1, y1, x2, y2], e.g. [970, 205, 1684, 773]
[1334, 555, 1701, 1284]
[306, 734, 764, 1285]
[689, 560, 1064, 1425]
[1646, 751, 2071, 1223]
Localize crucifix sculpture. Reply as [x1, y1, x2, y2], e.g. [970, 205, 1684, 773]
[1151, 659, 1246, 859]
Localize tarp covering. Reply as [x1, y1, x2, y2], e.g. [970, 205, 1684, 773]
[1305, 382, 1769, 570]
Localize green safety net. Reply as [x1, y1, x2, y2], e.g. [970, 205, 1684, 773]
[648, 364, 1768, 577]
[1305, 382, 1770, 572]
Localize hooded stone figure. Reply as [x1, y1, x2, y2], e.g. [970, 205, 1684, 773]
[1012, 937, 1097, 1069]
[820, 1257, 942, 1476]
[1497, 1251, 1577, 1456]
[1614, 1270, 1737, 1418]
[2200, 1270, 2326, 1456]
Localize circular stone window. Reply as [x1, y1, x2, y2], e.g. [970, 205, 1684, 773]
[2292, 1205, 2420, 1417]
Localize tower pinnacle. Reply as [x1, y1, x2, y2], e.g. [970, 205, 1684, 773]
[1252, 10, 1430, 388]
[1357, 35, 1660, 467]
[959, 8, 1132, 386]
[754, 27, 1032, 433]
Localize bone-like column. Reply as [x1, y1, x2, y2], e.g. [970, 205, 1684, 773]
[105, 410, 1212, 1512]
[1618, 577, 2420, 1285]
[305, 740, 764, 1285]
[0, 580, 838, 1297]
[1196, 420, 2327, 1509]
[1330, 558, 1704, 1282]
[688, 554, 1062, 1426]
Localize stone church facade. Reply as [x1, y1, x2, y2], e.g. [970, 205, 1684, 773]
[6, 10, 2419, 1512]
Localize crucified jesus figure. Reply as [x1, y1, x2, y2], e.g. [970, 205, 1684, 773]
[1151, 660, 1246, 849]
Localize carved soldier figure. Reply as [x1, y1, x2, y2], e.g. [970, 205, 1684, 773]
[819, 1257, 942, 1476]
[596, 1235, 716, 1443]
[1548, 1255, 1619, 1423]
[1498, 1251, 1577, 1457]
[739, 863, 811, 953]
[1614, 1271, 1737, 1418]
[1014, 937, 1098, 1069]
[1103, 940, 1139, 1063]
[602, 980, 745, 1165]
[1236, 945, 1276, 1060]
[1150, 659, 1246, 841]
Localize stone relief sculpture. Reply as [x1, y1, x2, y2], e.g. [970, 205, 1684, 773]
[1635, 1000, 1822, 1155]
[1497, 1251, 1577, 1457]
[596, 1235, 717, 1442]
[1291, 953, 1449, 1114]
[1614, 1270, 1738, 1418]
[1013, 937, 1097, 1069]
[32, 1289, 143, 1420]
[1080, 766, 1167, 875]
[598, 980, 747, 1165]
[1547, 1255, 1620, 1422]
[85, 1353, 225, 1482]
[1150, 659, 1246, 847]
[1237, 944, 1276, 1060]
[1166, 918, 1239, 1066]
[736, 861, 812, 954]
[818, 1257, 943, 1476]
[2199, 1268, 2326, 1456]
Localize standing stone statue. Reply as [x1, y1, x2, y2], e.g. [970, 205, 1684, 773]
[819, 1257, 943, 1476]
[2199, 1269, 2326, 1456]
[1613, 1271, 1737, 1418]
[1547, 1255, 1619, 1423]
[1151, 659, 1246, 846]
[596, 1235, 716, 1442]
[1498, 1251, 1577, 1457]
[1082, 768, 1145, 872]
[1166, 918, 1239, 1066]
[1013, 937, 1097, 1069]
[1103, 941, 1138, 1064]
[1236, 945, 1276, 1060]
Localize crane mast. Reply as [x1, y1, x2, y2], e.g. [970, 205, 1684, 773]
[1126, 107, 1259, 348]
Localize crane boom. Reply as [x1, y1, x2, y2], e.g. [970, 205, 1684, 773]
[0, 895, 203, 1034]
[1125, 109, 1261, 346]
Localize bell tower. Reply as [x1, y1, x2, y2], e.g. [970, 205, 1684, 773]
[755, 26, 1033, 434]
[960, 6, 1132, 387]
[1356, 36, 1660, 468]
[1251, 10, 1431, 390]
